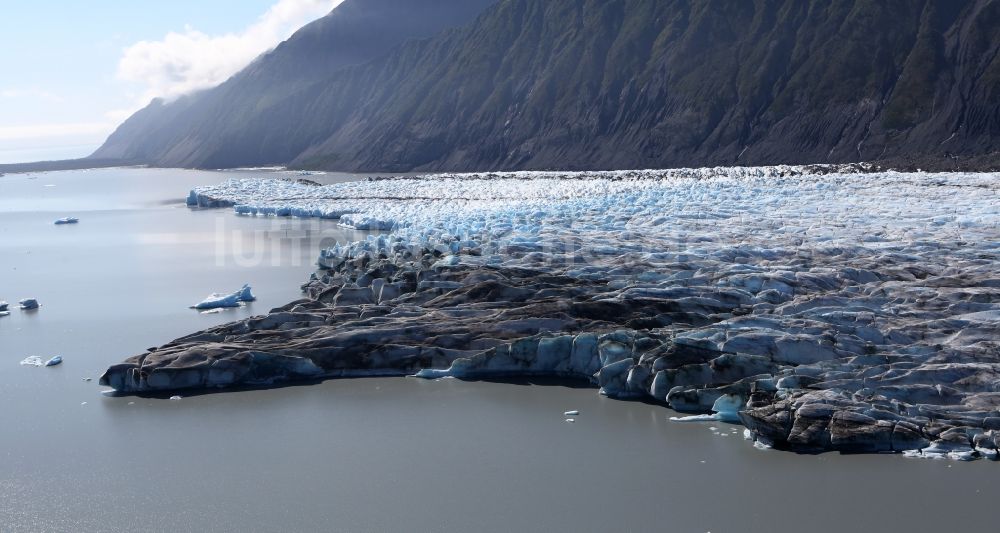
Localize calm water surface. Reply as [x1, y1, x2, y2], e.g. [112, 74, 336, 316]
[0, 169, 996, 532]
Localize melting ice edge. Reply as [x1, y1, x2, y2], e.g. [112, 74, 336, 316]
[103, 165, 1000, 460]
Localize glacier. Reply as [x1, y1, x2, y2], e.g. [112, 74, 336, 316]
[103, 165, 1000, 458]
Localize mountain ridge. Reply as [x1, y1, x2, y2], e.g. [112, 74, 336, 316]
[91, 0, 1000, 172]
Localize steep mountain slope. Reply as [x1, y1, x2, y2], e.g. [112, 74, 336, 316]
[94, 0, 1000, 171]
[92, 0, 499, 167]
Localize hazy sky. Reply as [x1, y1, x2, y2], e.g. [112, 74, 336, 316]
[0, 0, 342, 164]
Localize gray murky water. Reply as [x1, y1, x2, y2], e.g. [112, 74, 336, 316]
[0, 168, 996, 533]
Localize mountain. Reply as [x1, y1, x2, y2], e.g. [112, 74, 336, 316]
[92, 0, 499, 167]
[93, 0, 1000, 172]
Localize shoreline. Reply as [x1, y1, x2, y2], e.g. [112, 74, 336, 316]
[4, 154, 1000, 177]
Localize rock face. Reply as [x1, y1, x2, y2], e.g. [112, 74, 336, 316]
[102, 167, 1000, 459]
[93, 0, 1000, 172]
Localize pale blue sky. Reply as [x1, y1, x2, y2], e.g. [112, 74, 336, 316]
[0, 0, 338, 163]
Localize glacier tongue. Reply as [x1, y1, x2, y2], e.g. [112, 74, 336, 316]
[101, 165, 1000, 459]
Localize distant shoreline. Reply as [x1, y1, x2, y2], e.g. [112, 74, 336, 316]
[0, 158, 145, 174]
[2, 156, 998, 176]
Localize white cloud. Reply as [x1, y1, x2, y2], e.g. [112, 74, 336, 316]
[117, 0, 342, 103]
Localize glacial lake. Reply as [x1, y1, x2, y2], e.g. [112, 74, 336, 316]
[0, 168, 996, 532]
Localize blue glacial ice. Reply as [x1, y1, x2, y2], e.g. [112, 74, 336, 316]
[102, 164, 1000, 458]
[20, 355, 64, 367]
[191, 284, 256, 310]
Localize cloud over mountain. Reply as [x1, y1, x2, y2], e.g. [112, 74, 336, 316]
[117, 0, 341, 102]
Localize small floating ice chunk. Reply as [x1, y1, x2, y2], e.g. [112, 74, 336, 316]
[20, 356, 44, 366]
[670, 414, 720, 422]
[54, 217, 79, 225]
[18, 298, 39, 310]
[191, 284, 255, 310]
[200, 308, 223, 315]
[414, 368, 453, 379]
[0, 301, 8, 312]
[0, 311, 9, 317]
[565, 418, 575, 423]
[564, 410, 579, 416]
[169, 395, 183, 401]
[45, 356, 62, 366]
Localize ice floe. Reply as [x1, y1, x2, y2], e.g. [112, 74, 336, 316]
[191, 284, 256, 310]
[54, 217, 79, 225]
[20, 356, 63, 367]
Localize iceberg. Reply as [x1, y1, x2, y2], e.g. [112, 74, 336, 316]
[54, 217, 79, 225]
[669, 414, 721, 422]
[18, 298, 39, 310]
[20, 356, 63, 367]
[0, 301, 8, 312]
[191, 284, 256, 310]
